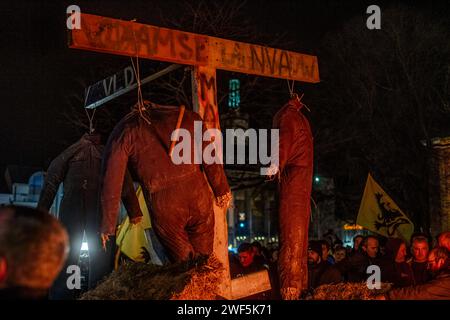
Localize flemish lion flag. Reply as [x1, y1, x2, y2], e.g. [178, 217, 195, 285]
[357, 174, 414, 241]
[115, 185, 152, 262]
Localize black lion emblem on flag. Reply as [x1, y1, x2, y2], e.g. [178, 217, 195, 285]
[373, 193, 409, 236]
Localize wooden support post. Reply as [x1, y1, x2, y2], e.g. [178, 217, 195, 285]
[191, 65, 232, 299]
[191, 66, 272, 300]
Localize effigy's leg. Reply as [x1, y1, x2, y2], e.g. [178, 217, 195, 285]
[278, 168, 311, 300]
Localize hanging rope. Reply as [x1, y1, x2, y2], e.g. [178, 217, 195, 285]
[300, 94, 311, 112]
[286, 79, 295, 98]
[286, 79, 311, 112]
[84, 107, 96, 134]
[130, 19, 151, 125]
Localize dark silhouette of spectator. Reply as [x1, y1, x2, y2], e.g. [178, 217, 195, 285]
[0, 205, 68, 300]
[337, 235, 381, 282]
[323, 229, 342, 251]
[229, 243, 272, 300]
[270, 248, 279, 264]
[408, 236, 432, 285]
[251, 241, 269, 266]
[267, 247, 281, 300]
[437, 232, 450, 253]
[381, 247, 450, 300]
[319, 240, 335, 265]
[379, 238, 414, 288]
[345, 245, 353, 256]
[351, 235, 364, 256]
[230, 243, 267, 279]
[251, 241, 262, 254]
[333, 239, 344, 251]
[307, 241, 342, 292]
[378, 236, 388, 257]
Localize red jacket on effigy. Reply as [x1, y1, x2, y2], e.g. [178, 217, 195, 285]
[100, 104, 230, 261]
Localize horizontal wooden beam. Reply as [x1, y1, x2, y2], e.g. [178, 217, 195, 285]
[230, 270, 272, 300]
[69, 13, 319, 83]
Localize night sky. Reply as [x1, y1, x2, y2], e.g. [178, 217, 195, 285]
[0, 0, 447, 189]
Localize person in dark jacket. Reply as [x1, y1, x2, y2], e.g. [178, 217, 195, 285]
[100, 103, 231, 263]
[379, 238, 414, 288]
[337, 235, 381, 282]
[350, 235, 364, 257]
[0, 205, 68, 300]
[319, 239, 335, 265]
[408, 236, 431, 285]
[307, 241, 342, 292]
[381, 247, 450, 300]
[269, 95, 314, 300]
[323, 229, 342, 253]
[229, 243, 273, 300]
[230, 243, 267, 278]
[38, 133, 143, 299]
[251, 241, 270, 267]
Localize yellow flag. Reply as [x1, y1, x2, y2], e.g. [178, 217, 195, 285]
[136, 185, 151, 229]
[357, 174, 414, 241]
[116, 185, 152, 262]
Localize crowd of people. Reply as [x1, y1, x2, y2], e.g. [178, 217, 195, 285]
[229, 231, 450, 299]
[1, 204, 449, 300]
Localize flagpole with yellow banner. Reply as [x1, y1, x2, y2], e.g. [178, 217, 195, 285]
[356, 173, 414, 242]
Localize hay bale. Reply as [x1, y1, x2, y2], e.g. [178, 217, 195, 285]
[311, 282, 392, 300]
[80, 255, 223, 300]
[171, 255, 223, 300]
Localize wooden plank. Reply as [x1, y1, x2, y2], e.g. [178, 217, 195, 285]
[69, 13, 319, 82]
[209, 37, 319, 83]
[230, 270, 272, 300]
[69, 13, 209, 66]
